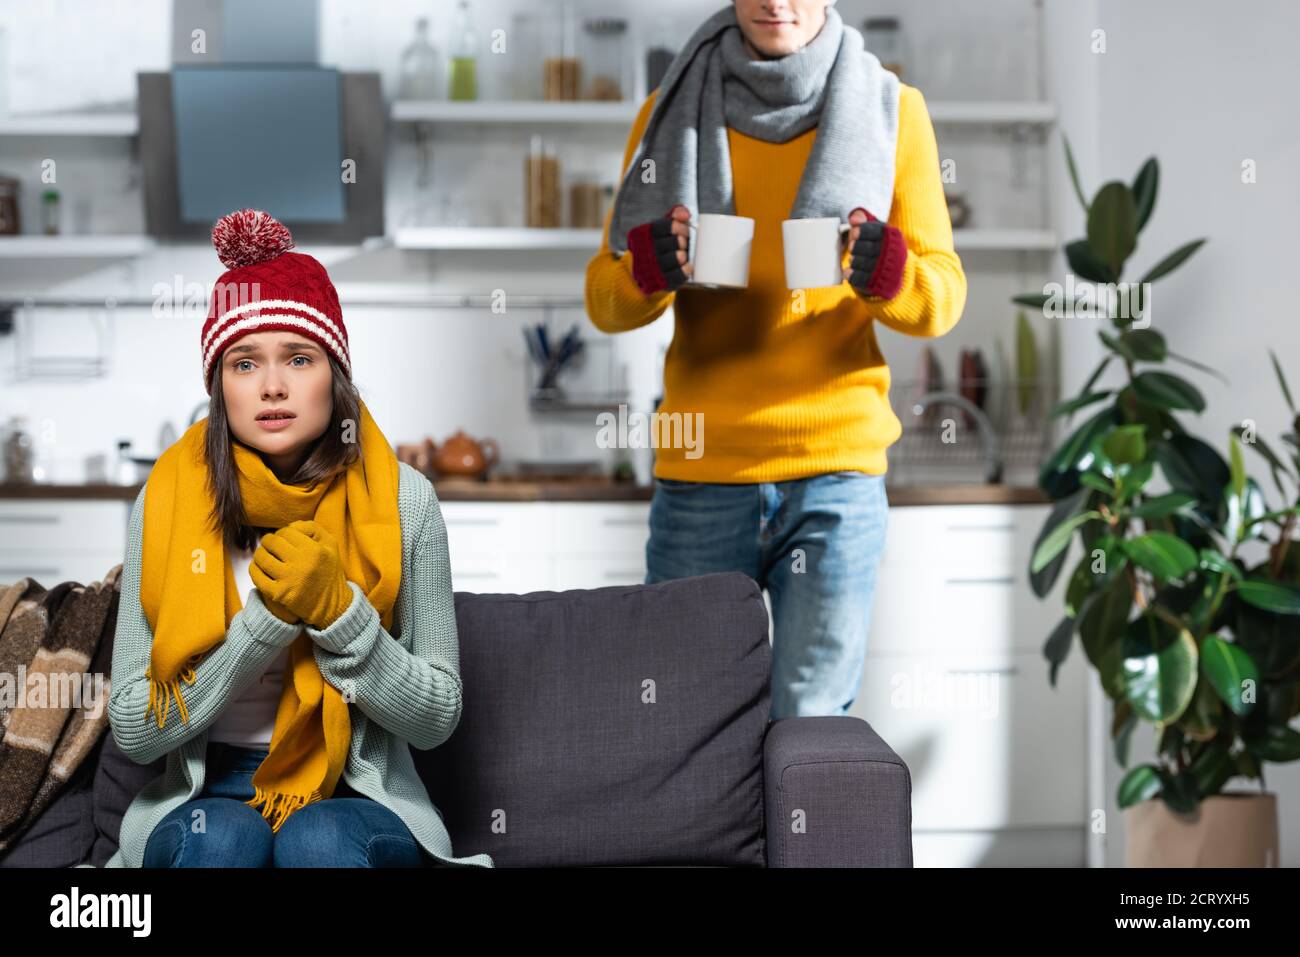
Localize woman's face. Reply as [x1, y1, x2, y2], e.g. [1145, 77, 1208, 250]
[733, 0, 830, 58]
[220, 331, 334, 481]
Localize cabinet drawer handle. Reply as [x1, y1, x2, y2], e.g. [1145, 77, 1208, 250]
[944, 667, 1019, 675]
[945, 524, 1015, 532]
[604, 570, 643, 579]
[0, 566, 62, 576]
[0, 515, 62, 525]
[944, 576, 1016, 585]
[600, 518, 646, 527]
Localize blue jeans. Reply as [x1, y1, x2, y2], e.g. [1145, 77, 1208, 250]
[646, 470, 888, 719]
[143, 741, 428, 867]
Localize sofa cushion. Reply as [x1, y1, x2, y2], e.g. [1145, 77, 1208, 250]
[88, 728, 167, 867]
[416, 571, 771, 867]
[0, 758, 95, 868]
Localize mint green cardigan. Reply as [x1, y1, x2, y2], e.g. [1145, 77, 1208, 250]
[103, 461, 494, 868]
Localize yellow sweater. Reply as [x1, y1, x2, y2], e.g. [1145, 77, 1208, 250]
[584, 83, 967, 483]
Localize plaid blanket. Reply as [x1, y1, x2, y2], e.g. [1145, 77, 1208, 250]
[0, 565, 121, 853]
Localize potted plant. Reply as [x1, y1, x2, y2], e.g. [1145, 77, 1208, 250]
[1015, 137, 1300, 867]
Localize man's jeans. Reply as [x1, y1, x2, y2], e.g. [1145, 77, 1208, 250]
[142, 741, 428, 867]
[645, 470, 889, 719]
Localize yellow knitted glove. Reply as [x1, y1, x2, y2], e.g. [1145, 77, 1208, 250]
[260, 593, 301, 625]
[249, 520, 354, 630]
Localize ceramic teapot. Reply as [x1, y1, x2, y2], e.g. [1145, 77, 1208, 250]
[430, 429, 500, 479]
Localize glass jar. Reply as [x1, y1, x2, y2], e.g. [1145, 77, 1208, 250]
[398, 17, 441, 100]
[525, 135, 561, 228]
[509, 11, 544, 99]
[863, 17, 908, 79]
[2, 416, 35, 484]
[580, 17, 629, 101]
[542, 0, 580, 101]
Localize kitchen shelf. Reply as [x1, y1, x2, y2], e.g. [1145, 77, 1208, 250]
[394, 226, 1057, 253]
[952, 229, 1057, 251]
[390, 99, 1056, 127]
[0, 236, 157, 258]
[0, 112, 138, 136]
[392, 100, 639, 124]
[394, 227, 602, 250]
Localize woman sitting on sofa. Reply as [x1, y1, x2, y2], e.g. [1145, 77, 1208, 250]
[105, 209, 492, 869]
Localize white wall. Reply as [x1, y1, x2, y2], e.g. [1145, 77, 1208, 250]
[1061, 0, 1300, 867]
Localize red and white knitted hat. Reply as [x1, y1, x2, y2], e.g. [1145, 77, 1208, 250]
[200, 209, 352, 392]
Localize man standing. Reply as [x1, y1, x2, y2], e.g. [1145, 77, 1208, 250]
[585, 0, 966, 718]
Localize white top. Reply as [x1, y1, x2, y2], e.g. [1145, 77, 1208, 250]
[207, 532, 290, 749]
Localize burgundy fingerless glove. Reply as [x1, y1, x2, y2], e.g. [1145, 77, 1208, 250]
[847, 209, 908, 300]
[627, 211, 689, 295]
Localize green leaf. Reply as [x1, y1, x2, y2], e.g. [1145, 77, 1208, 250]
[1099, 330, 1137, 363]
[1117, 764, 1163, 808]
[1066, 239, 1117, 284]
[1044, 616, 1075, 687]
[1080, 355, 1113, 395]
[1131, 158, 1159, 232]
[1028, 486, 1093, 597]
[1121, 532, 1199, 580]
[1079, 577, 1132, 677]
[1200, 635, 1258, 717]
[1225, 477, 1268, 543]
[1270, 347, 1296, 415]
[1189, 741, 1236, 798]
[1131, 491, 1196, 519]
[1012, 293, 1052, 310]
[1063, 132, 1089, 214]
[1235, 579, 1300, 615]
[1232, 425, 1295, 499]
[1122, 619, 1199, 724]
[1051, 390, 1113, 420]
[1138, 238, 1207, 284]
[1198, 549, 1243, 581]
[1080, 471, 1113, 494]
[1121, 328, 1166, 361]
[1155, 434, 1231, 504]
[1166, 349, 1229, 386]
[1102, 424, 1147, 467]
[1228, 431, 1246, 499]
[1039, 404, 1115, 492]
[1087, 181, 1138, 277]
[1244, 723, 1300, 762]
[1132, 371, 1206, 413]
[1031, 510, 1102, 574]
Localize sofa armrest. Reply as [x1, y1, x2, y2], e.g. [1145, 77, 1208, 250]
[763, 715, 913, 867]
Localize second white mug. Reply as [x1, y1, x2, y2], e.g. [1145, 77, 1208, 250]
[782, 217, 852, 290]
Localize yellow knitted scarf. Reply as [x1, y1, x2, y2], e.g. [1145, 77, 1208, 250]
[139, 398, 401, 831]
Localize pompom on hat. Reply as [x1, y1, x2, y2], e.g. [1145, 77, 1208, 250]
[200, 209, 352, 392]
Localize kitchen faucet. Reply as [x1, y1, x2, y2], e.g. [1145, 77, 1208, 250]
[909, 391, 1004, 484]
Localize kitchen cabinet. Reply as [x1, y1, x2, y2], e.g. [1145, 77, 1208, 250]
[850, 502, 1086, 867]
[0, 500, 129, 587]
[439, 500, 652, 593]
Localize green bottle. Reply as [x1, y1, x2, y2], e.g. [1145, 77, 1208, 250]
[448, 0, 478, 101]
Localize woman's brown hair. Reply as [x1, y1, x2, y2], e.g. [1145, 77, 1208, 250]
[202, 350, 363, 555]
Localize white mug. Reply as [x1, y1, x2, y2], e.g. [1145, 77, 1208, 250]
[782, 217, 853, 289]
[689, 213, 755, 288]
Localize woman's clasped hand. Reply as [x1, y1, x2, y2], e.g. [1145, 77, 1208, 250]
[249, 520, 355, 630]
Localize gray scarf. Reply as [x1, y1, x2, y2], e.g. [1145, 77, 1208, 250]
[607, 4, 900, 257]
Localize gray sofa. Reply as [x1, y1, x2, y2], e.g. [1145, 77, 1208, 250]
[0, 571, 912, 867]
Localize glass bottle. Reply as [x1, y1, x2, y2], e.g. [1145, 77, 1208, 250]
[863, 17, 908, 79]
[398, 17, 441, 100]
[41, 189, 61, 235]
[448, 0, 478, 101]
[581, 17, 629, 101]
